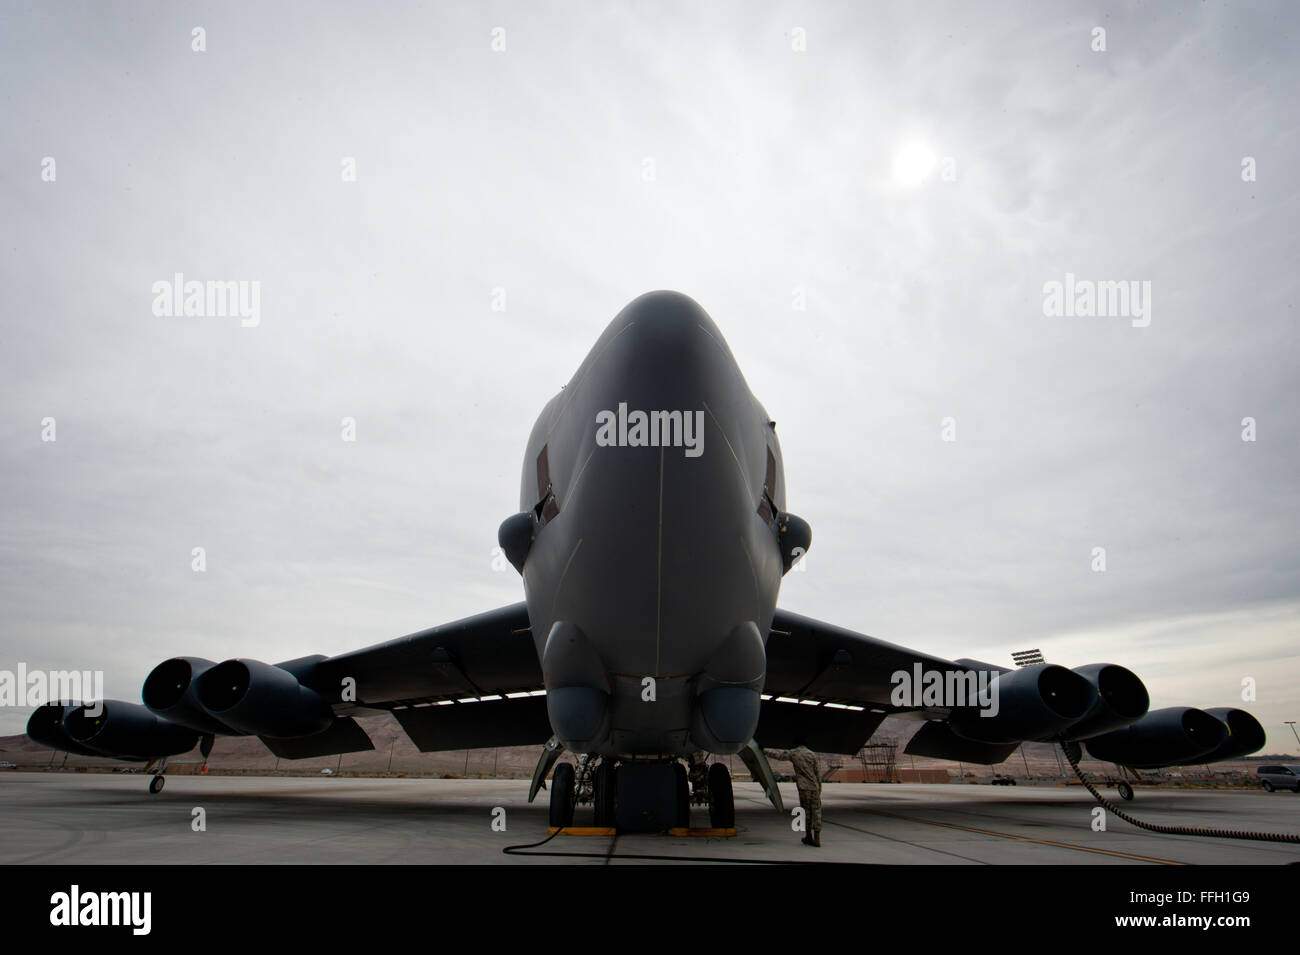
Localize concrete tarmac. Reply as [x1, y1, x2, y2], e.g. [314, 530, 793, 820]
[1, 773, 1296, 864]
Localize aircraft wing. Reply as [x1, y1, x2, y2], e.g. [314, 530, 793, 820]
[759, 608, 1265, 767]
[278, 602, 550, 757]
[27, 603, 551, 763]
[764, 608, 961, 705]
[307, 602, 542, 708]
[758, 608, 962, 755]
[30, 601, 1264, 769]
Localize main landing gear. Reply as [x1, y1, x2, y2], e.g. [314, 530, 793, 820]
[549, 762, 576, 827]
[545, 755, 736, 831]
[705, 763, 735, 828]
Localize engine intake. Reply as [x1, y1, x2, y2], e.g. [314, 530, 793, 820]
[1061, 663, 1150, 740]
[26, 703, 104, 757]
[1181, 707, 1266, 764]
[948, 663, 1095, 744]
[143, 657, 240, 735]
[1084, 706, 1228, 768]
[194, 659, 334, 738]
[62, 700, 200, 760]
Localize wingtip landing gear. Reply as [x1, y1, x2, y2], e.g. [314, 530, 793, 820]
[143, 756, 168, 794]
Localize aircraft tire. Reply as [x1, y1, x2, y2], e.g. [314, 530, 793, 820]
[550, 762, 575, 828]
[673, 762, 689, 827]
[707, 763, 734, 828]
[593, 760, 617, 827]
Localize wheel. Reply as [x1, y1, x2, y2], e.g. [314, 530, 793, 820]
[149, 775, 166, 794]
[549, 762, 575, 828]
[593, 761, 617, 827]
[673, 762, 690, 828]
[1116, 781, 1133, 801]
[1263, 781, 1274, 792]
[707, 763, 734, 828]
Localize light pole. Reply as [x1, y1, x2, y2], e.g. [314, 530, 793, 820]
[1285, 721, 1300, 751]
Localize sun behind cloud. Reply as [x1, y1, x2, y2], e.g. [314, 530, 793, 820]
[892, 140, 938, 186]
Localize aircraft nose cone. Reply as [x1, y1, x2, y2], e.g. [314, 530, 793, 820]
[613, 291, 724, 365]
[620, 290, 708, 328]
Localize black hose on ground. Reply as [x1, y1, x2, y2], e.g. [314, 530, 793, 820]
[1060, 743, 1300, 844]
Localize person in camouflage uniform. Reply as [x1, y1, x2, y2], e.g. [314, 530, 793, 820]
[763, 744, 823, 846]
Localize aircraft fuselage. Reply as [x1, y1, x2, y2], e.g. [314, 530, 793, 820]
[511, 291, 793, 757]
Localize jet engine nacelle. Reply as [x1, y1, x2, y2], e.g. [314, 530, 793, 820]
[1084, 706, 1229, 768]
[26, 702, 107, 757]
[143, 656, 241, 735]
[194, 659, 334, 738]
[62, 700, 200, 760]
[948, 663, 1096, 744]
[1060, 663, 1150, 741]
[1177, 707, 1266, 764]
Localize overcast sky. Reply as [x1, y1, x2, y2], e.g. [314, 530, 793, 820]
[2, 1, 1297, 753]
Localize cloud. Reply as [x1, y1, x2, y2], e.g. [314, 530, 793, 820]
[1, 2, 1297, 753]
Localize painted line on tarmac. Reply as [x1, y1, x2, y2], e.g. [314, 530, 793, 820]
[854, 808, 1186, 865]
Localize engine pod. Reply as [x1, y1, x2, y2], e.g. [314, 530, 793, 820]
[195, 659, 334, 738]
[63, 700, 200, 760]
[1181, 707, 1266, 764]
[948, 664, 1095, 744]
[1084, 706, 1228, 768]
[26, 703, 104, 757]
[143, 656, 240, 735]
[1060, 663, 1150, 740]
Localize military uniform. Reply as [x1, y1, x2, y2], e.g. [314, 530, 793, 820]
[763, 744, 823, 846]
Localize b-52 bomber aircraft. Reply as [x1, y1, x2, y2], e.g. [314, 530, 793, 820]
[28, 291, 1264, 830]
